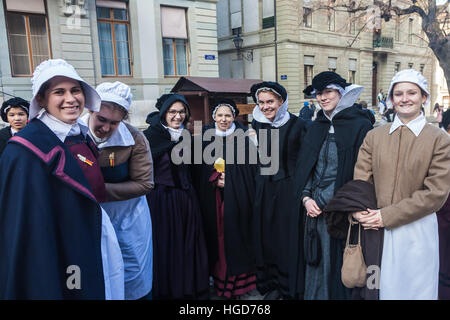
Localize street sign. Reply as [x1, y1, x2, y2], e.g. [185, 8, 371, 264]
[205, 55, 216, 60]
[281, 75, 287, 80]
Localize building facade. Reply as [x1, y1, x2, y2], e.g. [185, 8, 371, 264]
[0, 0, 219, 128]
[217, 0, 436, 113]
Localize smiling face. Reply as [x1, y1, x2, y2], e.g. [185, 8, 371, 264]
[37, 76, 85, 124]
[315, 88, 341, 115]
[89, 102, 126, 140]
[165, 101, 186, 129]
[257, 91, 283, 122]
[391, 82, 427, 124]
[214, 106, 234, 131]
[6, 107, 28, 131]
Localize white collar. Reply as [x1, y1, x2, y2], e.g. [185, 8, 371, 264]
[252, 96, 291, 128]
[10, 127, 18, 136]
[215, 122, 236, 137]
[389, 112, 427, 137]
[323, 84, 364, 121]
[80, 113, 134, 149]
[38, 111, 88, 142]
[161, 122, 184, 142]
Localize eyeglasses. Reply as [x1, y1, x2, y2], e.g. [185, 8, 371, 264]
[167, 110, 187, 116]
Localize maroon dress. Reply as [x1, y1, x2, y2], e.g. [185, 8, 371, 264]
[64, 134, 107, 203]
[209, 171, 256, 298]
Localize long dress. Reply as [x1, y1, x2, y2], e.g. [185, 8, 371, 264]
[194, 122, 258, 298]
[292, 104, 373, 299]
[252, 114, 306, 298]
[144, 122, 209, 299]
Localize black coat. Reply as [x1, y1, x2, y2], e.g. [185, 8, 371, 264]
[0, 126, 12, 157]
[289, 105, 373, 297]
[252, 114, 307, 297]
[0, 119, 105, 299]
[193, 122, 258, 276]
[323, 179, 384, 300]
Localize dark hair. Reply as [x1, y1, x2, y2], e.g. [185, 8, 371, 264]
[101, 101, 129, 120]
[389, 82, 428, 102]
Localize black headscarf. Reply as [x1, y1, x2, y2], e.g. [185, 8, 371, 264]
[303, 71, 351, 96]
[250, 81, 287, 103]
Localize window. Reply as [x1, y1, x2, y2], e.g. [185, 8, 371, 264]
[395, 62, 401, 73]
[349, 59, 357, 83]
[161, 6, 188, 76]
[328, 10, 335, 31]
[408, 63, 414, 69]
[395, 17, 400, 41]
[349, 12, 355, 34]
[408, 18, 413, 44]
[303, 7, 312, 28]
[262, 0, 275, 29]
[420, 64, 425, 73]
[304, 55, 314, 97]
[5, 0, 51, 76]
[96, 1, 132, 76]
[328, 57, 337, 72]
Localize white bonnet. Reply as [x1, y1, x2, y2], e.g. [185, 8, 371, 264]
[96, 81, 133, 111]
[30, 59, 100, 119]
[386, 69, 430, 108]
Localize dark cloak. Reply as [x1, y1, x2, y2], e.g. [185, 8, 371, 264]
[0, 126, 12, 157]
[193, 122, 258, 276]
[0, 119, 105, 299]
[289, 105, 373, 298]
[252, 114, 307, 298]
[143, 118, 209, 299]
[323, 179, 384, 300]
[437, 196, 450, 300]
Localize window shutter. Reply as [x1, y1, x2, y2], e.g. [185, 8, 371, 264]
[161, 6, 187, 39]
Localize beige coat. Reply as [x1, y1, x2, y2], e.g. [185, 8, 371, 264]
[97, 122, 154, 202]
[354, 123, 450, 229]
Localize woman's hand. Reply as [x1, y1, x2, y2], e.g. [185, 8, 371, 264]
[352, 210, 369, 221]
[304, 197, 322, 218]
[217, 172, 225, 188]
[358, 209, 384, 230]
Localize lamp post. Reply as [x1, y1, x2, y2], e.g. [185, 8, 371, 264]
[232, 33, 252, 62]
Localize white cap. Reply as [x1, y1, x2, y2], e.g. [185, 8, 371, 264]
[96, 81, 132, 111]
[30, 59, 100, 119]
[386, 69, 430, 108]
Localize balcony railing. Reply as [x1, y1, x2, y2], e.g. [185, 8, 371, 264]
[373, 36, 394, 49]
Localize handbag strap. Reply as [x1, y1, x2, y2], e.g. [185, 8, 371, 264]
[345, 214, 362, 247]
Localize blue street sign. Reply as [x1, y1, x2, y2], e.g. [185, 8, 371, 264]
[205, 55, 216, 60]
[281, 75, 287, 80]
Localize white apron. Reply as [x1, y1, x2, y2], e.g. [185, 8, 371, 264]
[100, 207, 125, 300]
[380, 213, 439, 300]
[102, 196, 153, 300]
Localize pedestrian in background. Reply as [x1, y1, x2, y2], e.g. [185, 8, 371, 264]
[0, 97, 29, 156]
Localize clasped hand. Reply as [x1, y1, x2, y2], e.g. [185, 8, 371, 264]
[351, 209, 384, 230]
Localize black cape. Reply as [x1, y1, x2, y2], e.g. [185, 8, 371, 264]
[0, 119, 105, 299]
[252, 114, 307, 298]
[193, 122, 258, 276]
[289, 105, 373, 298]
[0, 126, 12, 157]
[323, 179, 384, 300]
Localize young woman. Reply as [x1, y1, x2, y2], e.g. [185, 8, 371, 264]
[0, 59, 123, 299]
[0, 97, 29, 156]
[249, 81, 306, 299]
[352, 69, 450, 299]
[194, 99, 258, 299]
[82, 81, 154, 300]
[292, 71, 373, 300]
[143, 93, 209, 299]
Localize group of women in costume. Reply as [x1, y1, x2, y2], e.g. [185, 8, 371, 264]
[0, 58, 448, 300]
